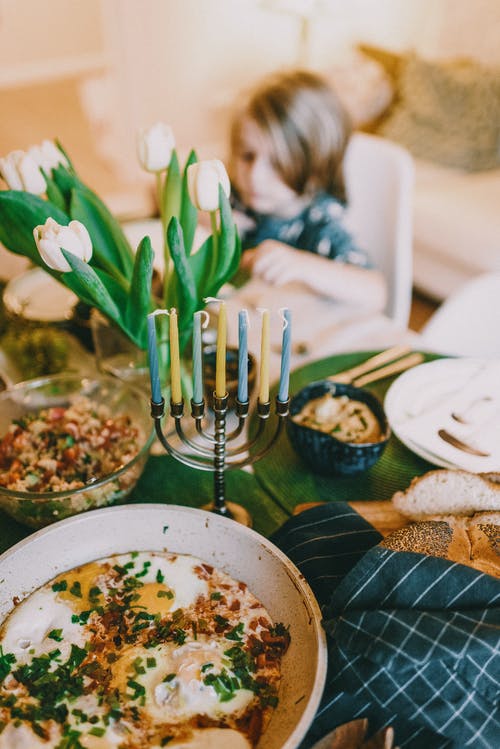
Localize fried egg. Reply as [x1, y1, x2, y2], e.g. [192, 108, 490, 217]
[0, 551, 290, 747]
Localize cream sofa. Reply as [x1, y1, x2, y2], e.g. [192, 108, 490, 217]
[412, 159, 500, 300]
[341, 7, 500, 302]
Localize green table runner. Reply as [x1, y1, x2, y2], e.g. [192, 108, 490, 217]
[251, 351, 442, 514]
[0, 456, 288, 555]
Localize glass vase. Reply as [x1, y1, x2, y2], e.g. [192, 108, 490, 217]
[90, 309, 150, 391]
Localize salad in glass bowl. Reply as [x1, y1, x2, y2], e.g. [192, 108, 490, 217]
[0, 373, 154, 528]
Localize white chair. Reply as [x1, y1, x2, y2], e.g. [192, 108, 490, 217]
[343, 132, 415, 328]
[419, 272, 500, 357]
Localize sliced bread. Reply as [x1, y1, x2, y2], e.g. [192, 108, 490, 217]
[381, 512, 500, 577]
[392, 469, 500, 519]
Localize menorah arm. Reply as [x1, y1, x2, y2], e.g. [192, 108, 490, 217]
[175, 417, 215, 457]
[225, 415, 266, 457]
[225, 398, 289, 468]
[154, 418, 215, 471]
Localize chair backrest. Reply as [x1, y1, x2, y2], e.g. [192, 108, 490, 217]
[420, 272, 500, 356]
[343, 132, 415, 328]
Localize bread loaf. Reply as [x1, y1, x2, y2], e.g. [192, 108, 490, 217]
[381, 513, 500, 577]
[392, 469, 500, 519]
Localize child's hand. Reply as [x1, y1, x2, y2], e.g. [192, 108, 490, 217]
[247, 240, 312, 285]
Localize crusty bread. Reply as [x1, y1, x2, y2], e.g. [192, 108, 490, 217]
[392, 469, 500, 519]
[381, 513, 500, 577]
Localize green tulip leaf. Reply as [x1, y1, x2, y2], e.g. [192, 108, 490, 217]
[0, 191, 69, 266]
[42, 172, 67, 213]
[213, 185, 239, 287]
[164, 150, 182, 229]
[186, 236, 214, 298]
[54, 140, 75, 170]
[180, 149, 198, 255]
[51, 163, 134, 277]
[126, 236, 155, 341]
[51, 164, 80, 202]
[167, 217, 197, 322]
[61, 250, 122, 327]
[70, 187, 134, 278]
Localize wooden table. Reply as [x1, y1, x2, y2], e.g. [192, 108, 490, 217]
[295, 500, 408, 537]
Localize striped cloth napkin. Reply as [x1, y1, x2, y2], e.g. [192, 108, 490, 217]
[271, 503, 500, 749]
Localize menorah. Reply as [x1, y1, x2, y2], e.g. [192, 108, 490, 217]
[147, 303, 291, 526]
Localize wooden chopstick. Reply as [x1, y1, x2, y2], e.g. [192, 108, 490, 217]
[328, 345, 411, 384]
[352, 352, 424, 387]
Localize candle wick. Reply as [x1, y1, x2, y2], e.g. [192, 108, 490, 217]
[199, 310, 210, 329]
[149, 308, 170, 318]
[278, 307, 289, 328]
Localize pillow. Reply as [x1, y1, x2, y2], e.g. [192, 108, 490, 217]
[377, 53, 500, 171]
[327, 50, 394, 129]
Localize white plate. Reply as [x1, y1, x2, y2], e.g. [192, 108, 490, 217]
[3, 267, 78, 322]
[384, 358, 500, 470]
[0, 504, 327, 749]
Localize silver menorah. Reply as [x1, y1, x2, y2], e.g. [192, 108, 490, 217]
[150, 392, 290, 526]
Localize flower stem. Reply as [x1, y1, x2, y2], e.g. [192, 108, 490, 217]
[210, 210, 219, 280]
[157, 170, 172, 308]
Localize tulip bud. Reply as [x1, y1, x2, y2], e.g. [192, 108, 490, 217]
[33, 217, 93, 273]
[0, 150, 46, 194]
[28, 140, 68, 173]
[137, 122, 175, 172]
[187, 159, 231, 212]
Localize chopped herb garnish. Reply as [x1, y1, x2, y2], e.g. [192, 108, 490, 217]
[225, 622, 245, 641]
[172, 628, 186, 645]
[88, 726, 106, 737]
[52, 580, 67, 592]
[132, 657, 146, 675]
[69, 581, 83, 598]
[127, 679, 146, 701]
[135, 561, 152, 578]
[47, 629, 63, 642]
[0, 647, 16, 683]
[157, 590, 173, 599]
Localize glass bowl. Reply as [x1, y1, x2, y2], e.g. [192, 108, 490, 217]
[0, 374, 154, 528]
[286, 380, 390, 476]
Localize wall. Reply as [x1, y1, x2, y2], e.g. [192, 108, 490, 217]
[0, 0, 496, 227]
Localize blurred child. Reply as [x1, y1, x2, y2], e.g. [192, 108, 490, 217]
[229, 69, 386, 311]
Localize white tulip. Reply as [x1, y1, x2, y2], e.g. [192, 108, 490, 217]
[187, 159, 231, 212]
[0, 150, 46, 194]
[33, 217, 93, 273]
[137, 122, 175, 172]
[28, 140, 68, 173]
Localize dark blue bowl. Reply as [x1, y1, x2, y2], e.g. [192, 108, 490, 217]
[286, 380, 390, 476]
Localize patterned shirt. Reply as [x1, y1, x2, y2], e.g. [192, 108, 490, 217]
[233, 191, 371, 268]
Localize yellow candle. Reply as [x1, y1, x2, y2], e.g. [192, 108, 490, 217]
[169, 308, 182, 403]
[215, 301, 227, 397]
[259, 309, 270, 403]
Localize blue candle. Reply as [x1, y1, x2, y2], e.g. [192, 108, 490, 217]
[278, 308, 291, 402]
[238, 309, 249, 402]
[147, 312, 162, 403]
[192, 311, 203, 403]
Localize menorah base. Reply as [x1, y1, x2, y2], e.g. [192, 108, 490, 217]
[202, 501, 252, 528]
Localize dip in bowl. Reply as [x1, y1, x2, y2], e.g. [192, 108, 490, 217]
[287, 380, 390, 476]
[0, 374, 154, 527]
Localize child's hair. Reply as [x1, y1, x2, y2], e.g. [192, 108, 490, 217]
[230, 69, 352, 203]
